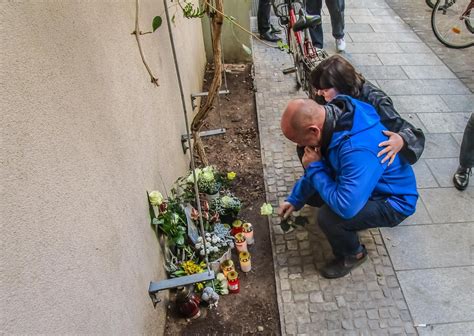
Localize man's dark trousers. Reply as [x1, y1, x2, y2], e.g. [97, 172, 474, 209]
[257, 0, 272, 34]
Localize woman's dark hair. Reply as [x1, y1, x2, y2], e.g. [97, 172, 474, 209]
[310, 55, 365, 98]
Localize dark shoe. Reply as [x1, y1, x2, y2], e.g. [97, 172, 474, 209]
[320, 246, 368, 279]
[270, 24, 282, 34]
[453, 166, 471, 191]
[260, 30, 281, 42]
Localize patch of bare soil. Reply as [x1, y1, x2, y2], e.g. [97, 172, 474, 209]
[164, 63, 280, 335]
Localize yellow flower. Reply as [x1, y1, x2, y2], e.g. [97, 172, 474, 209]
[148, 191, 164, 206]
[227, 171, 236, 181]
[260, 203, 273, 216]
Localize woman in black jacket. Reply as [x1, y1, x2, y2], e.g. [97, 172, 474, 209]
[309, 55, 425, 165]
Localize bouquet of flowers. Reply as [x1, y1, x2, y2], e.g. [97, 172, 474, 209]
[194, 224, 234, 261]
[197, 166, 221, 195]
[210, 193, 242, 221]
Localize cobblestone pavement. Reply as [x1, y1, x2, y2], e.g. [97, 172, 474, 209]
[384, 0, 474, 92]
[253, 0, 473, 335]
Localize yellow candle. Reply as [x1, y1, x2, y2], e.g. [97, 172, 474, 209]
[242, 222, 254, 245]
[220, 259, 235, 277]
[239, 251, 251, 272]
[234, 232, 248, 252]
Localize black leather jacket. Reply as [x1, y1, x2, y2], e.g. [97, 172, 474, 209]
[357, 81, 425, 164]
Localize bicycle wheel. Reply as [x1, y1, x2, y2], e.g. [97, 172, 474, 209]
[432, 0, 474, 48]
[288, 30, 307, 90]
[426, 0, 437, 8]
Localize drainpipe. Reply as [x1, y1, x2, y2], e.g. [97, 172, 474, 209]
[163, 0, 211, 273]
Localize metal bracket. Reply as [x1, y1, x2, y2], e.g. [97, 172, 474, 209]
[181, 128, 226, 154]
[190, 90, 230, 110]
[148, 271, 215, 308]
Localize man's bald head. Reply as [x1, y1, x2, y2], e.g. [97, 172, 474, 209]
[281, 99, 326, 146]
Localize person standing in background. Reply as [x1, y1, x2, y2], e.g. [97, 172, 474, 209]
[453, 113, 473, 190]
[306, 0, 346, 52]
[257, 0, 281, 42]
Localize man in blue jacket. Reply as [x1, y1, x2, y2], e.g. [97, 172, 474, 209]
[278, 97, 418, 279]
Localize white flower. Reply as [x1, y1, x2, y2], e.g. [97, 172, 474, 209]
[205, 232, 211, 237]
[148, 191, 164, 206]
[211, 237, 218, 244]
[195, 243, 202, 249]
[229, 242, 235, 249]
[206, 237, 211, 242]
[260, 203, 273, 216]
[200, 249, 205, 256]
[197, 237, 203, 242]
[216, 273, 226, 281]
[186, 168, 202, 183]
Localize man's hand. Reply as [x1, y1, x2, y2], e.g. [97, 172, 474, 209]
[302, 146, 322, 168]
[377, 131, 404, 166]
[277, 201, 295, 220]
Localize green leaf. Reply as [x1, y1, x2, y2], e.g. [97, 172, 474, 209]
[175, 235, 185, 246]
[171, 14, 176, 23]
[241, 44, 252, 55]
[277, 40, 289, 51]
[152, 16, 162, 32]
[152, 218, 159, 225]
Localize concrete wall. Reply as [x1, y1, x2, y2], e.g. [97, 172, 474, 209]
[0, 1, 206, 334]
[202, 0, 252, 63]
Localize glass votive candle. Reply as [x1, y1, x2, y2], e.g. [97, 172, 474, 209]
[220, 259, 235, 277]
[242, 222, 254, 245]
[227, 270, 240, 294]
[239, 251, 252, 272]
[234, 232, 248, 252]
[231, 219, 243, 236]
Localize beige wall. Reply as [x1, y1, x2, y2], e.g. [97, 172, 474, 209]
[202, 0, 252, 63]
[1, 1, 205, 334]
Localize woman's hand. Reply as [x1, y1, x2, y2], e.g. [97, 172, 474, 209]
[277, 202, 295, 220]
[302, 146, 322, 168]
[377, 130, 404, 165]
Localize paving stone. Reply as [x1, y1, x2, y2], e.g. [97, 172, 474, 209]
[401, 65, 457, 79]
[399, 113, 427, 132]
[348, 32, 420, 42]
[346, 42, 403, 53]
[420, 187, 474, 223]
[412, 159, 438, 188]
[382, 223, 473, 270]
[344, 53, 383, 66]
[440, 95, 474, 112]
[370, 23, 412, 32]
[378, 53, 442, 66]
[378, 79, 470, 95]
[418, 112, 471, 133]
[398, 267, 474, 324]
[417, 321, 474, 335]
[391, 95, 450, 113]
[422, 133, 460, 159]
[397, 43, 433, 53]
[355, 65, 407, 80]
[424, 158, 459, 187]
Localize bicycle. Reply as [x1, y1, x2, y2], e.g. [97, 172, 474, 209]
[431, 0, 474, 48]
[271, 0, 329, 94]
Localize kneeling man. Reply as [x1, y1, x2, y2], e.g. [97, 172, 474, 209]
[278, 97, 418, 279]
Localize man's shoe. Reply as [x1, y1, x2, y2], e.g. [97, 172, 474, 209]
[260, 30, 281, 42]
[453, 166, 471, 190]
[270, 24, 282, 34]
[320, 246, 367, 279]
[336, 38, 346, 52]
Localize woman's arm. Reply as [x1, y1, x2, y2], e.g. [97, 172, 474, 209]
[359, 81, 425, 165]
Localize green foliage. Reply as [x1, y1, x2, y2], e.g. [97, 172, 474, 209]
[151, 197, 188, 247]
[152, 16, 162, 32]
[277, 40, 289, 51]
[181, 1, 205, 19]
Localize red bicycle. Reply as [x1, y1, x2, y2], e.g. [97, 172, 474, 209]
[272, 0, 329, 93]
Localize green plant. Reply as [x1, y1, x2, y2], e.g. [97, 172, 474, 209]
[211, 193, 241, 218]
[148, 191, 188, 247]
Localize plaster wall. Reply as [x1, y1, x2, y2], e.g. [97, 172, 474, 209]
[0, 1, 206, 334]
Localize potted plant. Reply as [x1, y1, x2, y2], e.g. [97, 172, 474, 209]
[210, 193, 242, 225]
[194, 223, 234, 272]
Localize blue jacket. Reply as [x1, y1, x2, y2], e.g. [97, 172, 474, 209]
[287, 96, 418, 219]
